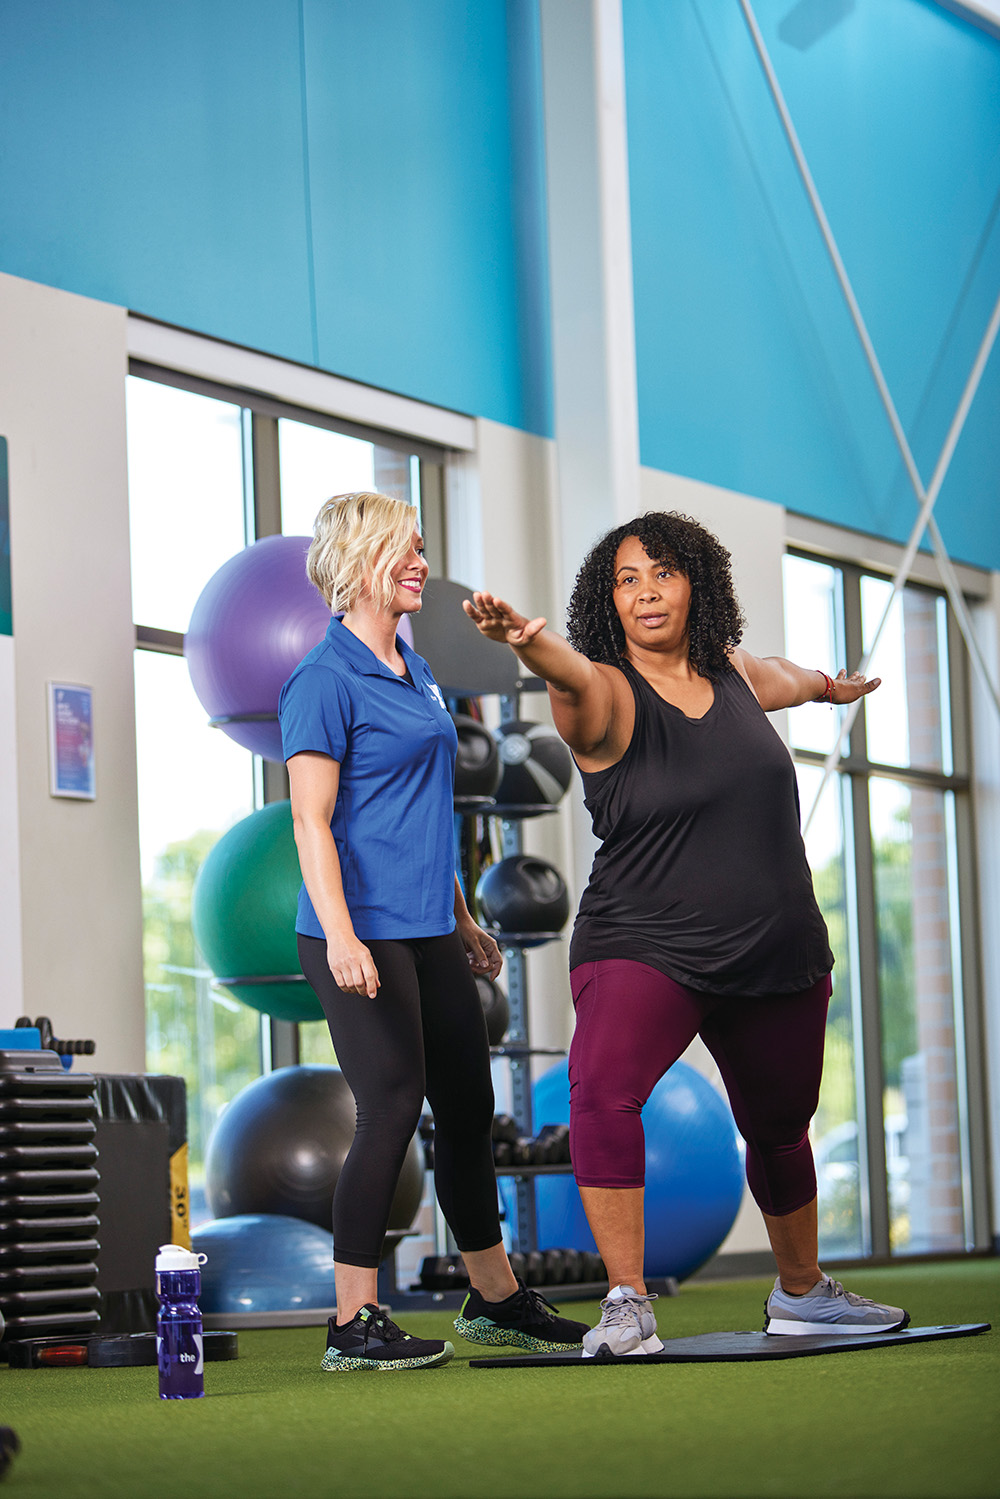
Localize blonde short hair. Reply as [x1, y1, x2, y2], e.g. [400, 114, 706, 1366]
[306, 492, 418, 613]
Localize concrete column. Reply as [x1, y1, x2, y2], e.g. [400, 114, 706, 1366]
[540, 0, 641, 612]
[0, 272, 145, 1070]
[901, 590, 964, 1250]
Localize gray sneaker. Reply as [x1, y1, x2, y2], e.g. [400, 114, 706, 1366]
[582, 1284, 664, 1358]
[764, 1275, 910, 1336]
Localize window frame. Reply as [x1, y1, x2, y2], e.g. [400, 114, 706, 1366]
[786, 541, 992, 1257]
[129, 356, 451, 1075]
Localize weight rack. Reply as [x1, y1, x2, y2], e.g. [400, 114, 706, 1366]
[0, 1049, 101, 1347]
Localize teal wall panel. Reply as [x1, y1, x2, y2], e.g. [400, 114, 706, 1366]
[301, 0, 550, 430]
[0, 0, 550, 433]
[0, 0, 994, 555]
[0, 0, 315, 363]
[623, 0, 1000, 568]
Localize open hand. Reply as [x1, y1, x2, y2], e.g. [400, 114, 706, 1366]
[463, 591, 547, 648]
[831, 669, 881, 704]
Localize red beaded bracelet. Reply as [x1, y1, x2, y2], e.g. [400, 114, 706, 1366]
[815, 670, 834, 705]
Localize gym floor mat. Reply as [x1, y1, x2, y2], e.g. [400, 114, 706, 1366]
[469, 1322, 991, 1366]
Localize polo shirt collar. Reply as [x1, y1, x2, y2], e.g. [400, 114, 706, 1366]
[326, 615, 422, 680]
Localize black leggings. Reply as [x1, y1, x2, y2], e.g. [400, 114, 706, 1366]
[298, 931, 502, 1268]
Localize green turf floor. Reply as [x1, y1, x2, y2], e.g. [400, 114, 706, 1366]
[1, 1261, 997, 1499]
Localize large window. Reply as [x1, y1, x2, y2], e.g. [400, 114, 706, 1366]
[783, 551, 985, 1259]
[127, 366, 444, 1214]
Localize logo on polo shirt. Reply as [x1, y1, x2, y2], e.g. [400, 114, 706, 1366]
[426, 682, 446, 710]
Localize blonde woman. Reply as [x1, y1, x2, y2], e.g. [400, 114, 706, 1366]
[279, 492, 587, 1371]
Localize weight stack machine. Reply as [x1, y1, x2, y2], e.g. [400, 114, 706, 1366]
[0, 1047, 100, 1347]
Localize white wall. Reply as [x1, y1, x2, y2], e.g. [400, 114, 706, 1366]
[0, 635, 24, 1012]
[474, 418, 577, 1060]
[0, 272, 145, 1069]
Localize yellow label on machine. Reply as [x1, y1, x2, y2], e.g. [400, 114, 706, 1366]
[169, 1143, 192, 1249]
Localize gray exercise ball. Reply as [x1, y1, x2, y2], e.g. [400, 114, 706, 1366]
[204, 1065, 424, 1233]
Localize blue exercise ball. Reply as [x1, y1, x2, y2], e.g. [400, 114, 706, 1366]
[524, 1058, 744, 1282]
[193, 1214, 335, 1314]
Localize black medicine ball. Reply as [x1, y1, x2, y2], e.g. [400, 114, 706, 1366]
[476, 855, 570, 935]
[452, 714, 501, 798]
[475, 975, 510, 1044]
[494, 720, 573, 810]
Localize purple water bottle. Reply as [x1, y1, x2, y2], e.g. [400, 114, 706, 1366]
[155, 1244, 207, 1400]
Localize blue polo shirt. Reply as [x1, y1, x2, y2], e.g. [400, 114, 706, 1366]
[279, 617, 459, 941]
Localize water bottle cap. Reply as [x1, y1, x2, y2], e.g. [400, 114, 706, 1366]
[156, 1244, 207, 1271]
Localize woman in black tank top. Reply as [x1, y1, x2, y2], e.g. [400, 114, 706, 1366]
[464, 512, 910, 1349]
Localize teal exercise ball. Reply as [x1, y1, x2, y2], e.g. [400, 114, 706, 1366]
[194, 1214, 336, 1314]
[521, 1059, 744, 1282]
[191, 800, 322, 1022]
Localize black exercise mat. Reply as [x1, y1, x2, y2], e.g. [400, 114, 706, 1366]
[468, 1323, 991, 1367]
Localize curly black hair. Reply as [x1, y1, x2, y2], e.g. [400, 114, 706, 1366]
[565, 512, 745, 679]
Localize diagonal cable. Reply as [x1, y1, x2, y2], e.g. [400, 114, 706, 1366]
[737, 0, 1000, 831]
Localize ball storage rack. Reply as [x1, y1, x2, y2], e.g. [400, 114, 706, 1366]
[0, 1049, 101, 1349]
[380, 679, 680, 1313]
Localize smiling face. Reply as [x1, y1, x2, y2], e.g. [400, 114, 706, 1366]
[386, 528, 429, 614]
[612, 535, 692, 657]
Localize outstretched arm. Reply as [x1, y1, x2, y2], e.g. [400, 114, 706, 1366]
[732, 647, 881, 713]
[462, 592, 628, 761]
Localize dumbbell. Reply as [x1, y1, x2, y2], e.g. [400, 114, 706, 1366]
[508, 1252, 526, 1282]
[542, 1249, 568, 1285]
[533, 1124, 571, 1165]
[418, 1255, 470, 1291]
[523, 1250, 545, 1286]
[511, 1138, 535, 1167]
[492, 1140, 512, 1167]
[581, 1251, 606, 1284]
[560, 1248, 583, 1284]
[491, 1114, 519, 1145]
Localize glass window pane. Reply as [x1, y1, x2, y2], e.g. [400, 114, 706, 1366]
[869, 777, 967, 1253]
[299, 1020, 335, 1066]
[782, 555, 847, 755]
[278, 420, 375, 535]
[798, 764, 866, 1259]
[135, 649, 262, 1222]
[126, 377, 248, 632]
[861, 578, 948, 772]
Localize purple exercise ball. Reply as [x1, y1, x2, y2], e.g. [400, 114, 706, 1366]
[185, 535, 414, 761]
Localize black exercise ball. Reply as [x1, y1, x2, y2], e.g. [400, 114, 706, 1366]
[476, 855, 570, 935]
[452, 714, 502, 799]
[475, 975, 510, 1044]
[494, 720, 573, 810]
[204, 1065, 424, 1233]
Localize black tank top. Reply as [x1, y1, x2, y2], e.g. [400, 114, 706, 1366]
[569, 664, 833, 995]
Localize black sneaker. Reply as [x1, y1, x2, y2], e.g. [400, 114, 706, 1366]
[321, 1305, 454, 1371]
[454, 1278, 590, 1352]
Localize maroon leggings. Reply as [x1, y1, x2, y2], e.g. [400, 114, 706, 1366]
[568, 960, 832, 1216]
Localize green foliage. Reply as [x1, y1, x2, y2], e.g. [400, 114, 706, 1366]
[872, 827, 917, 1089]
[143, 828, 262, 1175]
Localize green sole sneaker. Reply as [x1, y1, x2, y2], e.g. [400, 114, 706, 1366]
[321, 1340, 455, 1372]
[453, 1315, 577, 1353]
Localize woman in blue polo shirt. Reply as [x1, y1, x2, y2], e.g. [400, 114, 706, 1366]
[279, 491, 587, 1372]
